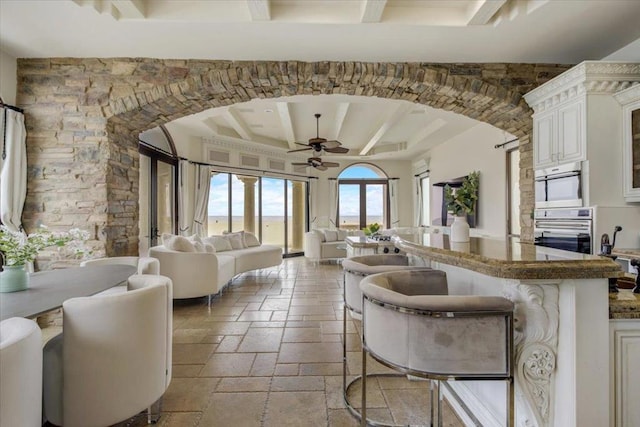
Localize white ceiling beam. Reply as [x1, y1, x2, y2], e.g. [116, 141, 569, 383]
[224, 109, 253, 141]
[276, 102, 297, 150]
[359, 104, 412, 156]
[246, 0, 271, 21]
[467, 0, 507, 25]
[407, 118, 447, 147]
[111, 0, 146, 19]
[360, 0, 387, 23]
[333, 103, 350, 140]
[202, 117, 221, 135]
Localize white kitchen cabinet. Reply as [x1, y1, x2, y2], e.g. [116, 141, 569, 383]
[615, 85, 640, 203]
[533, 98, 585, 169]
[610, 320, 640, 427]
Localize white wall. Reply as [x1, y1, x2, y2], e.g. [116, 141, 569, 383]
[0, 50, 17, 104]
[426, 122, 508, 238]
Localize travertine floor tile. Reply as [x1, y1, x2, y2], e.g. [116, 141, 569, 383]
[199, 392, 267, 427]
[237, 327, 283, 352]
[263, 391, 327, 427]
[217, 377, 271, 392]
[162, 377, 219, 411]
[282, 327, 322, 343]
[200, 353, 256, 377]
[270, 375, 325, 391]
[172, 343, 217, 365]
[278, 342, 342, 364]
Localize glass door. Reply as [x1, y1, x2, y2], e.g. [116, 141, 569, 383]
[338, 184, 361, 230]
[261, 177, 285, 249]
[138, 148, 177, 254]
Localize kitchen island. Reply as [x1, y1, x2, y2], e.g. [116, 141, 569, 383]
[392, 233, 621, 427]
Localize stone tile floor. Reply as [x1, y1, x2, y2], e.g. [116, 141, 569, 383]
[116, 257, 465, 427]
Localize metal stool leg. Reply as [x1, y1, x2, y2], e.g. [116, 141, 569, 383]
[361, 347, 367, 427]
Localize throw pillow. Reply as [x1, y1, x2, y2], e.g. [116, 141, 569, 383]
[243, 231, 261, 247]
[187, 234, 205, 252]
[226, 232, 247, 249]
[164, 235, 196, 252]
[323, 230, 338, 242]
[203, 243, 216, 253]
[336, 229, 347, 240]
[161, 233, 175, 246]
[227, 234, 244, 250]
[203, 236, 232, 252]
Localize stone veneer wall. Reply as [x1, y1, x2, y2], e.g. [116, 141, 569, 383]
[16, 59, 572, 257]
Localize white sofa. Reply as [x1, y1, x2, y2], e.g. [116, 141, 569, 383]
[304, 229, 365, 262]
[149, 232, 282, 300]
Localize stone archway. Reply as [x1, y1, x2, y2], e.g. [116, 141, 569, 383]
[18, 59, 571, 256]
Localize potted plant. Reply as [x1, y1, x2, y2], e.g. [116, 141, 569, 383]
[363, 222, 381, 237]
[0, 225, 90, 293]
[444, 171, 479, 243]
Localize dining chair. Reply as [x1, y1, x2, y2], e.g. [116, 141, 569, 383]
[42, 274, 173, 427]
[80, 256, 160, 295]
[0, 317, 42, 427]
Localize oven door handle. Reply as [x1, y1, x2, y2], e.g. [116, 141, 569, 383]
[534, 221, 592, 229]
[534, 171, 581, 181]
[535, 228, 591, 236]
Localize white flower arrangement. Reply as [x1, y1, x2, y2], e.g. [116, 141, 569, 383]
[0, 225, 91, 267]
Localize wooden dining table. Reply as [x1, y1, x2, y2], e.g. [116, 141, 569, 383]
[0, 264, 136, 321]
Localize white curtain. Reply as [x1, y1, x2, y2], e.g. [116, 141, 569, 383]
[389, 179, 400, 228]
[328, 179, 338, 229]
[308, 178, 318, 229]
[192, 165, 213, 237]
[0, 109, 27, 232]
[178, 160, 193, 236]
[414, 176, 423, 227]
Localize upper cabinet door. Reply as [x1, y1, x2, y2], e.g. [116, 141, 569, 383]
[534, 110, 556, 169]
[616, 85, 640, 203]
[557, 99, 586, 164]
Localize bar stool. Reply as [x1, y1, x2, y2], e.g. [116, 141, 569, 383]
[360, 270, 515, 427]
[341, 257, 447, 425]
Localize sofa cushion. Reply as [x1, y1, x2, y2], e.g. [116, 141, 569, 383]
[223, 245, 283, 273]
[324, 230, 338, 242]
[321, 241, 346, 259]
[204, 236, 232, 252]
[337, 229, 348, 240]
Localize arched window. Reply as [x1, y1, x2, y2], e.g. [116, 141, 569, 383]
[337, 164, 389, 230]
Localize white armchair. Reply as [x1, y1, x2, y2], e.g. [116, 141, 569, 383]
[0, 317, 42, 427]
[42, 274, 173, 427]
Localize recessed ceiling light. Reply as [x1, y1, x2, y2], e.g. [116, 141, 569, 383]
[264, 109, 273, 113]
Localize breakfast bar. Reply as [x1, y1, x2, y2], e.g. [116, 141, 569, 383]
[392, 233, 621, 427]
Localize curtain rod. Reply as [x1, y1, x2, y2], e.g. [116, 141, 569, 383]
[328, 177, 399, 180]
[414, 170, 430, 177]
[137, 140, 316, 180]
[494, 138, 519, 149]
[180, 156, 318, 180]
[0, 98, 24, 114]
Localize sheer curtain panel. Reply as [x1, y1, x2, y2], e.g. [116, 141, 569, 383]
[328, 179, 338, 230]
[414, 176, 422, 227]
[0, 109, 27, 232]
[192, 165, 213, 237]
[389, 179, 399, 228]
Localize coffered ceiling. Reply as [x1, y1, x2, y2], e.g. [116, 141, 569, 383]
[2, 0, 639, 161]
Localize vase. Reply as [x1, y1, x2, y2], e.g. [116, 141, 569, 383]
[0, 264, 29, 293]
[450, 215, 470, 243]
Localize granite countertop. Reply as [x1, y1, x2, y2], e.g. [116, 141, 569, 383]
[610, 290, 640, 319]
[612, 248, 640, 259]
[393, 233, 622, 280]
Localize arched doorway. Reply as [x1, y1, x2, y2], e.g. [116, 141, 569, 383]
[19, 59, 568, 255]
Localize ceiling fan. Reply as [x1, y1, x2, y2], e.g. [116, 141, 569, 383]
[291, 157, 340, 171]
[287, 113, 349, 154]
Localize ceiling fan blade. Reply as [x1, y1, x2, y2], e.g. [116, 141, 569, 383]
[322, 140, 341, 149]
[294, 142, 310, 147]
[315, 165, 328, 171]
[287, 147, 312, 153]
[324, 147, 349, 154]
[322, 162, 340, 167]
[291, 163, 309, 166]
